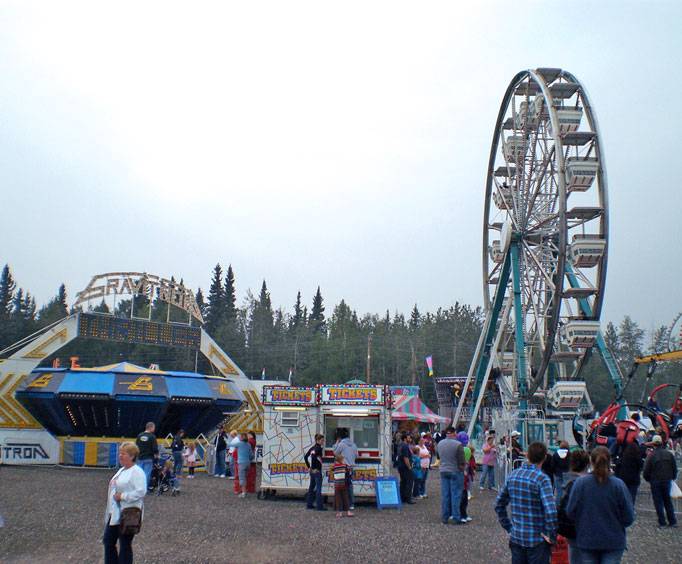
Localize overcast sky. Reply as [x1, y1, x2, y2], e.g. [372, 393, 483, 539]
[2, 1, 680, 336]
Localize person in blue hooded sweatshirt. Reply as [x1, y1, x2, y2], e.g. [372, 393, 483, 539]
[566, 446, 634, 564]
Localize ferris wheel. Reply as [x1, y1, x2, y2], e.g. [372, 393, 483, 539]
[457, 68, 621, 435]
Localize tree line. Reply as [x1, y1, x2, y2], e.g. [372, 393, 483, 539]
[0, 263, 679, 411]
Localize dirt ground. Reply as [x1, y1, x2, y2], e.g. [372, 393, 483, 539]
[0, 465, 680, 563]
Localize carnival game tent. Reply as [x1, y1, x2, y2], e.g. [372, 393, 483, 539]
[391, 393, 449, 425]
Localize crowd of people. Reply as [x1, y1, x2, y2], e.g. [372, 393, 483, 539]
[101, 418, 680, 564]
[102, 422, 258, 563]
[495, 428, 678, 564]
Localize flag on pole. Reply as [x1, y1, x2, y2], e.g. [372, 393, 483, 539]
[425, 355, 434, 377]
[288, 367, 293, 384]
[261, 367, 266, 380]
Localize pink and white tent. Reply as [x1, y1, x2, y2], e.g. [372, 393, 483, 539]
[391, 394, 449, 424]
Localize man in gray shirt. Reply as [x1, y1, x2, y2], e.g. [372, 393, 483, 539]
[436, 426, 466, 524]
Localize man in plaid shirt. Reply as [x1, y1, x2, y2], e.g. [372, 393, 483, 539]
[495, 441, 557, 564]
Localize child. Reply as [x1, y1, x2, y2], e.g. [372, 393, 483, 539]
[460, 443, 476, 522]
[184, 442, 197, 479]
[332, 453, 353, 518]
[157, 459, 179, 496]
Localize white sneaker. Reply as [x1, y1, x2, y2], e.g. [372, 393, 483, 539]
[465, 517, 473, 522]
[220, 475, 226, 478]
[228, 476, 235, 480]
[239, 492, 246, 498]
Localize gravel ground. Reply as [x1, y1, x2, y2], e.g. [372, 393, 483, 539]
[0, 465, 680, 564]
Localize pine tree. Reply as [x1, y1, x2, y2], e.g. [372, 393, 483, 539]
[224, 265, 237, 322]
[195, 288, 207, 321]
[205, 264, 225, 334]
[0, 264, 16, 320]
[309, 286, 326, 335]
[409, 304, 421, 333]
[649, 326, 668, 354]
[290, 291, 304, 332]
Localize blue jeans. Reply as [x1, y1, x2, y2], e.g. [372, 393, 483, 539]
[510, 541, 551, 564]
[650, 480, 677, 526]
[228, 455, 235, 477]
[554, 473, 564, 505]
[214, 450, 226, 476]
[172, 452, 183, 477]
[138, 459, 153, 488]
[306, 470, 324, 509]
[578, 549, 624, 564]
[480, 464, 496, 489]
[348, 469, 355, 507]
[440, 471, 464, 522]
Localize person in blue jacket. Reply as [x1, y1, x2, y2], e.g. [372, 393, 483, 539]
[235, 433, 254, 498]
[566, 446, 634, 564]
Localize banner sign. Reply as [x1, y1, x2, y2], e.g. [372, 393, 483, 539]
[0, 429, 60, 465]
[263, 386, 316, 406]
[319, 385, 385, 405]
[269, 462, 309, 475]
[390, 386, 419, 397]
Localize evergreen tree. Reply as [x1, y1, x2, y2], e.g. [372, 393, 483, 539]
[617, 316, 644, 368]
[649, 325, 668, 354]
[290, 291, 304, 332]
[205, 264, 225, 334]
[409, 304, 421, 333]
[37, 284, 70, 326]
[603, 322, 619, 357]
[309, 286, 326, 335]
[224, 265, 237, 322]
[195, 287, 207, 321]
[0, 264, 16, 320]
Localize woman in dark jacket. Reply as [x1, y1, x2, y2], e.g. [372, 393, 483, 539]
[614, 441, 643, 505]
[566, 447, 634, 564]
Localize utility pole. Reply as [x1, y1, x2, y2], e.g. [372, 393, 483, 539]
[366, 334, 373, 383]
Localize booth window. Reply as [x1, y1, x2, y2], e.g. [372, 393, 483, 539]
[324, 416, 379, 449]
[280, 411, 300, 426]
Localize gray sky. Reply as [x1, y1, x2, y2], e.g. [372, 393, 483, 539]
[2, 1, 680, 335]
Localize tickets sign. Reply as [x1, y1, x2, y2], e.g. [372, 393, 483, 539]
[269, 462, 309, 475]
[319, 385, 385, 405]
[263, 386, 316, 406]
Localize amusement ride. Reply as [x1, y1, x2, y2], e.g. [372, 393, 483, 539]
[453, 68, 623, 446]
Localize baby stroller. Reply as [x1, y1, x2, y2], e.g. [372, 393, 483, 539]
[157, 457, 180, 496]
[148, 461, 163, 493]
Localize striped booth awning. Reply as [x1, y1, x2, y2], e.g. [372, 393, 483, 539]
[391, 395, 449, 424]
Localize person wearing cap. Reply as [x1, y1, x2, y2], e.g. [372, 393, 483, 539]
[510, 431, 524, 466]
[643, 435, 678, 528]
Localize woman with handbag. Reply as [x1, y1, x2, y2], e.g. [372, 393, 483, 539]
[103, 442, 146, 564]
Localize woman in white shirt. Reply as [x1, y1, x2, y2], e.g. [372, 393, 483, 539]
[103, 442, 146, 564]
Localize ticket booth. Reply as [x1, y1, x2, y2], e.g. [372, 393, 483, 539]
[258, 383, 392, 500]
[319, 384, 392, 499]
